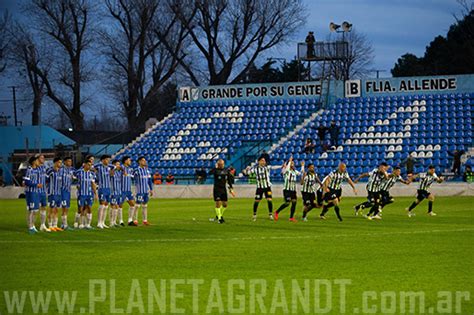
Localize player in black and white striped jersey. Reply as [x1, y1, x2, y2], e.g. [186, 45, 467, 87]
[378, 166, 411, 212]
[300, 163, 322, 221]
[274, 156, 304, 222]
[244, 157, 274, 221]
[353, 162, 389, 219]
[406, 165, 444, 217]
[319, 163, 357, 221]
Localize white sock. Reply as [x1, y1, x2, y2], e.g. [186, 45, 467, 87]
[40, 210, 47, 226]
[53, 218, 58, 228]
[28, 211, 34, 228]
[87, 213, 92, 226]
[134, 205, 140, 221]
[62, 215, 68, 227]
[75, 212, 81, 224]
[128, 206, 134, 222]
[103, 205, 109, 225]
[118, 208, 123, 223]
[110, 207, 116, 225]
[142, 205, 148, 222]
[114, 209, 118, 224]
[81, 215, 86, 226]
[97, 205, 103, 225]
[48, 218, 53, 227]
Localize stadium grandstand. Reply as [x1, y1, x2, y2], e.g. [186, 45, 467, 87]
[113, 75, 473, 183]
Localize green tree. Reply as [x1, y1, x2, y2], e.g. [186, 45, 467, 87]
[392, 9, 474, 77]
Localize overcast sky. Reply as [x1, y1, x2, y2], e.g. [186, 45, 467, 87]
[0, 0, 466, 125]
[287, 0, 464, 72]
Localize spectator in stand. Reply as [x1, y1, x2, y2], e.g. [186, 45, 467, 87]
[317, 124, 327, 149]
[304, 138, 315, 153]
[195, 167, 207, 184]
[463, 165, 473, 183]
[153, 171, 162, 185]
[165, 173, 175, 185]
[328, 121, 339, 148]
[401, 153, 421, 177]
[448, 149, 465, 176]
[258, 150, 271, 165]
[305, 31, 315, 58]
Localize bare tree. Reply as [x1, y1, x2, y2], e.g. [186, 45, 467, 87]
[323, 30, 374, 80]
[8, 25, 48, 125]
[102, 0, 189, 130]
[23, 0, 96, 130]
[0, 10, 11, 73]
[170, 0, 307, 85]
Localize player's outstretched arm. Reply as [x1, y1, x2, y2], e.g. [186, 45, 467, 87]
[348, 178, 357, 195]
[315, 174, 322, 186]
[353, 173, 368, 183]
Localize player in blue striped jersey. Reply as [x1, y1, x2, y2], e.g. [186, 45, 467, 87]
[60, 157, 75, 230]
[110, 159, 124, 227]
[121, 156, 136, 226]
[46, 157, 64, 231]
[36, 154, 49, 232]
[23, 156, 43, 234]
[133, 156, 153, 226]
[95, 155, 113, 229]
[75, 160, 97, 229]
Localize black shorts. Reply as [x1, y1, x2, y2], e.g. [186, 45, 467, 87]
[255, 188, 272, 200]
[367, 191, 381, 203]
[324, 188, 342, 202]
[283, 189, 297, 202]
[302, 192, 316, 207]
[213, 190, 228, 202]
[417, 189, 431, 201]
[316, 189, 324, 206]
[380, 190, 392, 203]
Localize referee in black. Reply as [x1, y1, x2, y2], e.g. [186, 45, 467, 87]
[209, 159, 235, 223]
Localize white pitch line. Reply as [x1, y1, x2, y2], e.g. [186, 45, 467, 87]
[0, 228, 473, 244]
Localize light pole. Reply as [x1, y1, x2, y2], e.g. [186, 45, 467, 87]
[8, 86, 18, 126]
[329, 21, 353, 81]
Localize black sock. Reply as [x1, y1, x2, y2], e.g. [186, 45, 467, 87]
[428, 201, 433, 213]
[408, 201, 417, 211]
[358, 201, 371, 209]
[334, 206, 342, 221]
[320, 205, 329, 216]
[276, 203, 289, 213]
[253, 202, 259, 215]
[370, 204, 379, 216]
[268, 200, 273, 214]
[290, 202, 297, 218]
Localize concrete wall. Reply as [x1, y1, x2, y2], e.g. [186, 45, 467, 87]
[1, 183, 473, 200]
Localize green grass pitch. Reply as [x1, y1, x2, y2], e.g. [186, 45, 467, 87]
[0, 196, 473, 314]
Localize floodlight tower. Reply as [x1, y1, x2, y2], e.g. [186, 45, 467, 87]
[329, 21, 353, 81]
[296, 22, 351, 107]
